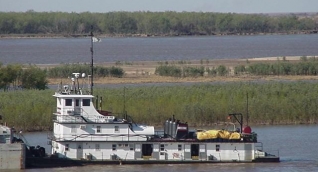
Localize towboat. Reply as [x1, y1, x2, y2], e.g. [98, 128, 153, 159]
[26, 72, 280, 168]
[0, 117, 27, 169]
[1, 116, 50, 169]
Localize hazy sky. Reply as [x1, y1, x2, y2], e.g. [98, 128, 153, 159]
[1, 0, 318, 13]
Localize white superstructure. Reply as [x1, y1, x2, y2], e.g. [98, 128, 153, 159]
[50, 73, 279, 163]
[0, 118, 26, 169]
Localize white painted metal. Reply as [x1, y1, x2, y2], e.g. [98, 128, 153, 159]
[50, 74, 274, 163]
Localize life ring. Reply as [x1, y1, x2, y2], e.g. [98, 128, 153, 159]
[172, 153, 180, 158]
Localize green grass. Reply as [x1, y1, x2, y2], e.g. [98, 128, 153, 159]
[1, 81, 317, 131]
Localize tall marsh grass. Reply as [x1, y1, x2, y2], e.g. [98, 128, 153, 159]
[1, 82, 315, 131]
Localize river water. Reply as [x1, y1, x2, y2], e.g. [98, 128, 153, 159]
[0, 34, 318, 65]
[2, 35, 318, 171]
[21, 125, 318, 172]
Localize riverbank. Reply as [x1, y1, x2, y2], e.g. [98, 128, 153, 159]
[1, 30, 318, 39]
[46, 56, 318, 85]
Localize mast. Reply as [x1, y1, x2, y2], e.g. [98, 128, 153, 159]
[90, 25, 94, 95]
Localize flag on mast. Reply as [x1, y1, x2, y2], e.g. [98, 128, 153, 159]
[92, 37, 101, 42]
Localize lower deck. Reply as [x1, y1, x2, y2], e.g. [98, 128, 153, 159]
[27, 156, 279, 168]
[51, 141, 265, 163]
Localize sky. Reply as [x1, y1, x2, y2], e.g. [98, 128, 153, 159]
[0, 0, 318, 14]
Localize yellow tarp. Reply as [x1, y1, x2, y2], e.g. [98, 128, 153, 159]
[197, 130, 219, 140]
[196, 130, 241, 140]
[229, 132, 241, 140]
[218, 130, 231, 139]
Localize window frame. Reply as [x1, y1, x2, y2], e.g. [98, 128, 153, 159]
[178, 144, 182, 151]
[65, 99, 72, 106]
[216, 144, 220, 152]
[95, 144, 100, 151]
[112, 144, 117, 151]
[114, 126, 119, 133]
[82, 99, 90, 106]
[96, 126, 101, 133]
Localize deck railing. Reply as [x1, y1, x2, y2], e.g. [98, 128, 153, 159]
[53, 107, 116, 123]
[51, 133, 150, 142]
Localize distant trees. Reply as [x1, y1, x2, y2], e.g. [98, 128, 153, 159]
[46, 63, 124, 78]
[155, 57, 318, 77]
[20, 66, 48, 90]
[235, 57, 318, 76]
[0, 63, 124, 91]
[0, 11, 317, 36]
[0, 63, 22, 91]
[0, 64, 48, 90]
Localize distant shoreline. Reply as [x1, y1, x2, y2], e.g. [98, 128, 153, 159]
[1, 31, 317, 39]
[45, 56, 318, 85]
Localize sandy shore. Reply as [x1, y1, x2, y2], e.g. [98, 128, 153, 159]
[46, 56, 318, 85]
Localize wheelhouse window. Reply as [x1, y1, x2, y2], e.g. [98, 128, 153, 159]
[83, 99, 90, 106]
[65, 144, 69, 151]
[96, 126, 101, 133]
[65, 99, 72, 106]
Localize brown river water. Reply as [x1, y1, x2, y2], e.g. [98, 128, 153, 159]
[0, 34, 318, 65]
[19, 125, 318, 172]
[2, 34, 318, 171]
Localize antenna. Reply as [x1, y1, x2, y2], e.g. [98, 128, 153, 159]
[90, 25, 94, 95]
[246, 92, 249, 126]
[72, 73, 80, 94]
[123, 87, 126, 114]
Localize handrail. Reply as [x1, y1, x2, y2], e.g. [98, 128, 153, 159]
[13, 132, 30, 148]
[51, 133, 150, 142]
[53, 107, 116, 123]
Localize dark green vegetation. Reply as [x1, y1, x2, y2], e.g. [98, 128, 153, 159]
[155, 65, 228, 77]
[47, 63, 124, 78]
[0, 64, 124, 91]
[0, 63, 48, 90]
[156, 56, 318, 77]
[237, 57, 318, 75]
[3, 58, 318, 91]
[1, 82, 317, 131]
[0, 11, 317, 36]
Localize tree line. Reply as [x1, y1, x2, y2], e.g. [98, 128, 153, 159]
[0, 63, 124, 91]
[0, 11, 317, 36]
[2, 58, 318, 90]
[0, 63, 47, 90]
[47, 63, 124, 78]
[155, 56, 318, 77]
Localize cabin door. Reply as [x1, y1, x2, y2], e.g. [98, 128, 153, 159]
[153, 144, 160, 160]
[74, 99, 81, 115]
[141, 144, 153, 159]
[244, 144, 253, 161]
[76, 143, 83, 159]
[158, 144, 167, 160]
[191, 144, 200, 160]
[134, 144, 142, 159]
[199, 144, 207, 160]
[184, 144, 191, 160]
